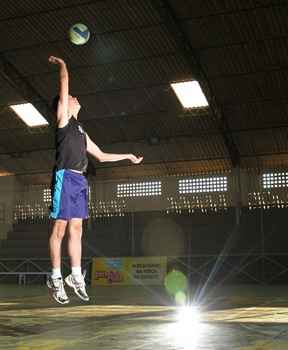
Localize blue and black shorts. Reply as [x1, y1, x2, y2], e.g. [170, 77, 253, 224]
[50, 169, 89, 220]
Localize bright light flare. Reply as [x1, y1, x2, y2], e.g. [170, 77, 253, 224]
[171, 81, 209, 108]
[10, 103, 49, 127]
[177, 305, 201, 326]
[165, 305, 203, 350]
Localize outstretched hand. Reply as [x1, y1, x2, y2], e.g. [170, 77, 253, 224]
[129, 154, 143, 164]
[48, 56, 65, 65]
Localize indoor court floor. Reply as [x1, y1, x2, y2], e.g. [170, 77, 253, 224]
[1, 285, 288, 350]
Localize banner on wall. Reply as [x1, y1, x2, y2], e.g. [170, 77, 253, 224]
[91, 256, 167, 286]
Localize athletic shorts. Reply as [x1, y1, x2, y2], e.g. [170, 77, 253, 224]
[49, 169, 89, 220]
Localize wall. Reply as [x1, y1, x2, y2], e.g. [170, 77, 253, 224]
[6, 170, 288, 258]
[85, 207, 288, 283]
[0, 175, 19, 239]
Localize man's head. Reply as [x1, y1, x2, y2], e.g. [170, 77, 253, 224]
[52, 94, 81, 118]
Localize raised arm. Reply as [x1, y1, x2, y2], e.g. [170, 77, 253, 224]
[48, 56, 69, 128]
[86, 134, 143, 164]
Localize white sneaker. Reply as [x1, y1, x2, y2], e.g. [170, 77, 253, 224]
[65, 274, 89, 301]
[47, 277, 70, 305]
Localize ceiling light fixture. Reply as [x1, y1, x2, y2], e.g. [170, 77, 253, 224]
[171, 81, 208, 108]
[10, 103, 49, 127]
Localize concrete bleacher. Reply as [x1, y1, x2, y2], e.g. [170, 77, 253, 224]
[0, 223, 94, 284]
[0, 223, 112, 258]
[0, 223, 50, 258]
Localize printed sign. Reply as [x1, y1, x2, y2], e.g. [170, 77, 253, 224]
[91, 257, 167, 286]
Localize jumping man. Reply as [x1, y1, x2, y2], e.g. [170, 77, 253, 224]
[47, 56, 143, 304]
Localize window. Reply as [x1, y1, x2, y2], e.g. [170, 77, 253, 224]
[179, 176, 227, 194]
[262, 172, 288, 189]
[117, 181, 162, 198]
[43, 188, 51, 203]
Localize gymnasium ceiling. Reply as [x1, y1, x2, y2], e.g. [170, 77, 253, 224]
[0, 0, 287, 180]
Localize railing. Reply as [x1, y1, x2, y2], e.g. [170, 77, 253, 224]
[1, 253, 288, 285]
[0, 257, 92, 285]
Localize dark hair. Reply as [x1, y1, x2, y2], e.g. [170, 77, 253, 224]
[52, 95, 60, 112]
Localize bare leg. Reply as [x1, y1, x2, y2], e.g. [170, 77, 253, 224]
[49, 219, 67, 268]
[47, 219, 69, 304]
[67, 218, 83, 268]
[65, 218, 89, 301]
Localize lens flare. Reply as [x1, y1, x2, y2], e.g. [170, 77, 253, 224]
[175, 291, 187, 305]
[164, 269, 188, 296]
[166, 305, 203, 350]
[177, 305, 201, 325]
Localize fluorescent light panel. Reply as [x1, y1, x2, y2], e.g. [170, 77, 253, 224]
[171, 81, 208, 108]
[10, 103, 49, 127]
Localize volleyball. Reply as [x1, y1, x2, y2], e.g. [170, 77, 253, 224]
[69, 23, 90, 45]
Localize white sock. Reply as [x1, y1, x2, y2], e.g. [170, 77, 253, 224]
[51, 267, 62, 279]
[72, 266, 82, 278]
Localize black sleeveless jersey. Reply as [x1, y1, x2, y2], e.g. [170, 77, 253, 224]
[55, 117, 88, 172]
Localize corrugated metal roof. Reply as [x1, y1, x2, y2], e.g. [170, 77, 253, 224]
[210, 69, 288, 104]
[233, 129, 288, 156]
[169, 0, 285, 19]
[223, 101, 288, 130]
[0, 0, 287, 177]
[0, 1, 93, 21]
[0, 1, 163, 53]
[182, 4, 288, 48]
[197, 37, 288, 78]
[0, 78, 23, 106]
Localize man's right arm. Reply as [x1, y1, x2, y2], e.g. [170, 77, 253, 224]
[48, 56, 69, 128]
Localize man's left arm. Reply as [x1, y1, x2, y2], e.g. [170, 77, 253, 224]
[86, 134, 143, 164]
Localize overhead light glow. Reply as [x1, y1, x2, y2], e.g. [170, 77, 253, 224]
[10, 103, 49, 127]
[171, 81, 208, 108]
[0, 171, 14, 176]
